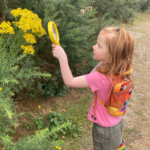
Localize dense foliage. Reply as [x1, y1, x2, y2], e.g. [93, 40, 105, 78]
[0, 0, 114, 98]
[140, 0, 150, 12]
[0, 8, 69, 149]
[93, 0, 147, 23]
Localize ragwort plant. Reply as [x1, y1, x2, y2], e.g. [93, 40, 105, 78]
[0, 8, 70, 149]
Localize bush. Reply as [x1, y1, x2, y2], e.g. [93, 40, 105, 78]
[0, 0, 114, 98]
[35, 0, 114, 97]
[2, 123, 72, 150]
[140, 0, 150, 12]
[93, 0, 146, 23]
[0, 7, 85, 149]
[0, 8, 68, 149]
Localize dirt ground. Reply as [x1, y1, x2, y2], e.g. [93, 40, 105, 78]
[13, 13, 150, 150]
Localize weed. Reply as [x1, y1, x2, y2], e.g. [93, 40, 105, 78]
[41, 82, 70, 98]
[35, 117, 44, 129]
[23, 123, 31, 130]
[48, 111, 81, 139]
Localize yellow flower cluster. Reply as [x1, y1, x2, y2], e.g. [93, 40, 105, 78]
[0, 87, 2, 91]
[21, 45, 35, 55]
[11, 8, 46, 37]
[56, 146, 61, 150]
[0, 21, 14, 34]
[23, 33, 36, 44]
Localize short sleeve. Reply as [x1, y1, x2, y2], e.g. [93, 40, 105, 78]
[85, 71, 111, 92]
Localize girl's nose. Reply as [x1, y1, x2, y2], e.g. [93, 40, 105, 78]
[93, 45, 95, 50]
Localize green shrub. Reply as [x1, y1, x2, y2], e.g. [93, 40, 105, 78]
[93, 0, 146, 23]
[0, 8, 70, 149]
[2, 123, 72, 150]
[140, 1, 150, 12]
[0, 0, 114, 97]
[38, 0, 114, 96]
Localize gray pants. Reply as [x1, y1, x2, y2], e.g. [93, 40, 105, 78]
[92, 118, 123, 150]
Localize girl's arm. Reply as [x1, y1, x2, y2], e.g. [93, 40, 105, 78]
[52, 44, 89, 88]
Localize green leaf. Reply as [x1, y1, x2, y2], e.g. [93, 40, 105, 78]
[38, 125, 42, 129]
[50, 118, 55, 122]
[28, 114, 33, 119]
[54, 120, 57, 125]
[45, 90, 50, 95]
[72, 131, 78, 137]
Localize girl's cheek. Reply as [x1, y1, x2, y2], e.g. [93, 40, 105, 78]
[102, 51, 107, 60]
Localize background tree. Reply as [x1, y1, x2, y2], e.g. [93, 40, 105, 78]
[93, 0, 147, 23]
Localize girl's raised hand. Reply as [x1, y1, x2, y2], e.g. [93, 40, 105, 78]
[51, 45, 89, 88]
[52, 44, 67, 60]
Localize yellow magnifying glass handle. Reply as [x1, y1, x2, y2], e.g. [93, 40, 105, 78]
[48, 21, 60, 46]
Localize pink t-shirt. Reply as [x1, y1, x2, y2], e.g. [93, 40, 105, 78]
[85, 62, 121, 127]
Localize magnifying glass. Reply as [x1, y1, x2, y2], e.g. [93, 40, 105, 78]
[48, 21, 60, 46]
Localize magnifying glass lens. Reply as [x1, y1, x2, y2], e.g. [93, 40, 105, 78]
[52, 25, 57, 40]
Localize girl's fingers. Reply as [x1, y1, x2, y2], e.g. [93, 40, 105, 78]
[52, 44, 57, 47]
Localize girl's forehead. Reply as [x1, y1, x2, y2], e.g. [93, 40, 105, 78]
[97, 33, 106, 43]
[98, 32, 116, 43]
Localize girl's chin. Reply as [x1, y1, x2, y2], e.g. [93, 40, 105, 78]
[93, 55, 96, 59]
[93, 55, 99, 60]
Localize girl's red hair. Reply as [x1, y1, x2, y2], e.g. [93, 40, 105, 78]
[96, 27, 134, 78]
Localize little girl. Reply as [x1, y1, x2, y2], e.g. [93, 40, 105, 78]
[52, 27, 134, 150]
